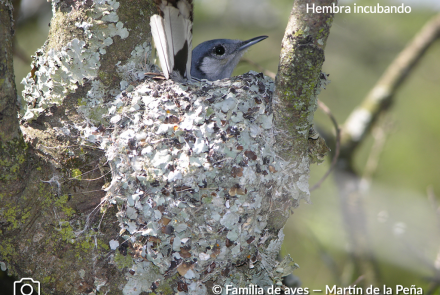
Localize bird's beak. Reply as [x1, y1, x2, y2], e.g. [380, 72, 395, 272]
[238, 36, 268, 51]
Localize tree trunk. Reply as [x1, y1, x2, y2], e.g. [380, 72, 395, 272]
[0, 0, 335, 294]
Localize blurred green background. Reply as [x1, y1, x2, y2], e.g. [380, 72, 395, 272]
[9, 0, 440, 291]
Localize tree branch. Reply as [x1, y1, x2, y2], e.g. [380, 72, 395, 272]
[310, 100, 340, 192]
[333, 13, 440, 286]
[341, 13, 440, 158]
[275, 0, 336, 158]
[273, 0, 335, 205]
[0, 0, 20, 141]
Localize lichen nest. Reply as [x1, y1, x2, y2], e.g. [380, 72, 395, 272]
[91, 72, 304, 293]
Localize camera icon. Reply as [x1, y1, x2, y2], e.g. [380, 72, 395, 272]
[13, 278, 40, 295]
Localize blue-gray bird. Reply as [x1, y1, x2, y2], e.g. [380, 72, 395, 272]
[149, 0, 267, 82]
[191, 36, 268, 81]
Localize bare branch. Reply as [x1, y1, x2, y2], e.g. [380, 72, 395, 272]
[273, 1, 336, 209]
[274, 0, 336, 161]
[341, 13, 440, 157]
[359, 117, 393, 191]
[333, 14, 440, 286]
[310, 100, 341, 191]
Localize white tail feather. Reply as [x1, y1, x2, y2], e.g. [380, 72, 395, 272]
[150, 1, 192, 82]
[150, 14, 171, 79]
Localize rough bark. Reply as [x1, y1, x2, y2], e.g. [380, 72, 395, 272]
[0, 0, 27, 189]
[0, 0, 20, 142]
[0, 0, 335, 294]
[274, 0, 335, 206]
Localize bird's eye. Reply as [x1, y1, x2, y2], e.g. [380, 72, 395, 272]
[214, 45, 225, 56]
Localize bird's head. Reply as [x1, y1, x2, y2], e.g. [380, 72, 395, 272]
[191, 36, 268, 81]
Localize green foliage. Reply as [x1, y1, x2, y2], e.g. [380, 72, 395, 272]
[71, 168, 82, 180]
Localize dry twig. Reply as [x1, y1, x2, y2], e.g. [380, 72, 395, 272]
[310, 100, 341, 191]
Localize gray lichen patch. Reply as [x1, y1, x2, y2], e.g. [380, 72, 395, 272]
[86, 72, 307, 294]
[21, 0, 131, 121]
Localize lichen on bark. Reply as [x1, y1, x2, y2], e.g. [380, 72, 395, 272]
[273, 0, 335, 208]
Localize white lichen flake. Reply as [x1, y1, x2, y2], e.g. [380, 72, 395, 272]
[89, 71, 307, 293]
[21, 0, 131, 121]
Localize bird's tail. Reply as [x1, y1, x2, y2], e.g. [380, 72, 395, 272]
[150, 0, 193, 82]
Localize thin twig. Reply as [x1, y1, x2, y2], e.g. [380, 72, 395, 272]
[341, 13, 440, 155]
[310, 100, 340, 191]
[333, 14, 440, 285]
[359, 116, 393, 192]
